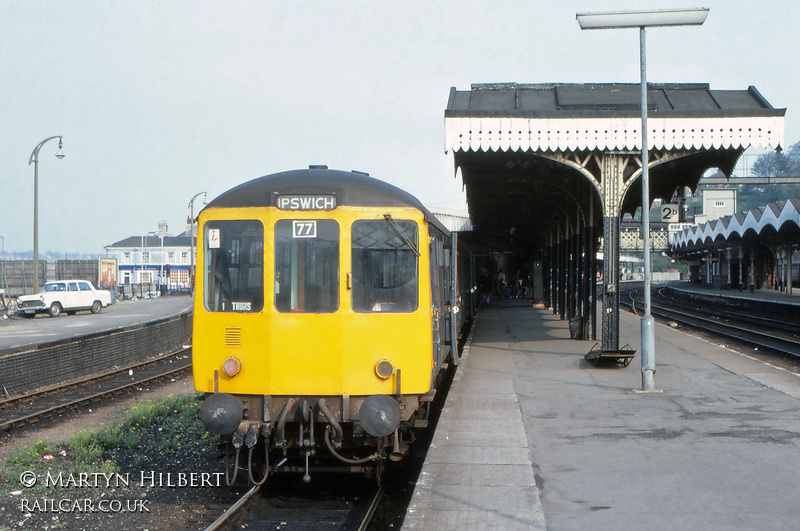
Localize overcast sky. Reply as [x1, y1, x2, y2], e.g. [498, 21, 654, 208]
[1, 1, 795, 254]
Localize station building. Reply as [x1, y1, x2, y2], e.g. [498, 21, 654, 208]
[104, 229, 192, 290]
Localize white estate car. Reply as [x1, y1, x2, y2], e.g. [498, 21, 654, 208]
[16, 280, 113, 317]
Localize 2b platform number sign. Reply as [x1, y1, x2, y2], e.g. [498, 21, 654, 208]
[661, 203, 679, 223]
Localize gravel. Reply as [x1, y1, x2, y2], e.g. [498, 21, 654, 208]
[0, 375, 233, 530]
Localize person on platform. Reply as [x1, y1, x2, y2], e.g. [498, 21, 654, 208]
[478, 269, 492, 308]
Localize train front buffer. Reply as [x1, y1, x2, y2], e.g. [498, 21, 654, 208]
[200, 391, 429, 485]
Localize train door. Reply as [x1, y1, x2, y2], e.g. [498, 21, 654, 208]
[429, 229, 448, 367]
[274, 220, 339, 313]
[448, 232, 460, 365]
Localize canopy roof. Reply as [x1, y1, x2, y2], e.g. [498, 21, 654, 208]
[445, 83, 785, 248]
[446, 83, 784, 153]
[672, 197, 800, 254]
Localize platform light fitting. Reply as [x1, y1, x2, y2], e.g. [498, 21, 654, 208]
[575, 6, 709, 392]
[576, 8, 709, 30]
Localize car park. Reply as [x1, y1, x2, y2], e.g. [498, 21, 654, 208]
[16, 280, 114, 317]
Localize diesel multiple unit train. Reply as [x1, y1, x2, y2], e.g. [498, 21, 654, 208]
[194, 167, 473, 484]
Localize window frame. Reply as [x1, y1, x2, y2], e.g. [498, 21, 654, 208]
[202, 219, 265, 313]
[273, 219, 340, 314]
[350, 218, 420, 314]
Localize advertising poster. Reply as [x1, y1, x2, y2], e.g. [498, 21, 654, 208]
[99, 258, 117, 288]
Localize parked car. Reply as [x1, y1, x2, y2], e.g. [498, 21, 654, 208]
[16, 280, 114, 318]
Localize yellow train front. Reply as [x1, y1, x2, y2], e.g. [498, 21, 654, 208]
[193, 167, 458, 484]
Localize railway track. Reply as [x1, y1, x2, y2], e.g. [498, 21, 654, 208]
[0, 348, 192, 434]
[199, 480, 385, 530]
[623, 288, 800, 359]
[189, 355, 459, 531]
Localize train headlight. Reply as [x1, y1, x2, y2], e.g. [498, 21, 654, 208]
[222, 356, 241, 377]
[374, 358, 395, 379]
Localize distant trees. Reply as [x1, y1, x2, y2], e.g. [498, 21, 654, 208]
[751, 140, 800, 177]
[737, 183, 800, 211]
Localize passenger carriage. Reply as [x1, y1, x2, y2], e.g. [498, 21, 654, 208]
[193, 167, 464, 484]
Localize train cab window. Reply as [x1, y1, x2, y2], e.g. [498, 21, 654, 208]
[203, 220, 264, 312]
[274, 220, 339, 313]
[351, 219, 418, 313]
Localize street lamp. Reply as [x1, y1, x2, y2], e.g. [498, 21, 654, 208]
[0, 235, 4, 293]
[576, 8, 709, 391]
[29, 136, 65, 293]
[187, 192, 207, 293]
[147, 229, 165, 294]
[140, 234, 146, 288]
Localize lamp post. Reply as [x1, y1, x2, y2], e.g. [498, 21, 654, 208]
[146, 230, 163, 291]
[141, 233, 150, 293]
[576, 8, 709, 391]
[29, 136, 65, 293]
[187, 192, 207, 293]
[0, 235, 4, 293]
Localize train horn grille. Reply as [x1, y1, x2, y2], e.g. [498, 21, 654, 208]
[224, 328, 242, 348]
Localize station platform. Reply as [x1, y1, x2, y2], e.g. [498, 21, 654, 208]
[665, 280, 800, 306]
[403, 297, 800, 530]
[0, 295, 192, 353]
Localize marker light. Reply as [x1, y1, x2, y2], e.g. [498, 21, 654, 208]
[375, 358, 395, 379]
[222, 356, 241, 377]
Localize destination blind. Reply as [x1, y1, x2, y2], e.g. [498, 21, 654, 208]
[275, 194, 337, 211]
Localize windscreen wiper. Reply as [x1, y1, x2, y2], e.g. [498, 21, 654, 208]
[383, 214, 420, 256]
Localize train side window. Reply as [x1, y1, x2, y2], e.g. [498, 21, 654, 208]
[274, 220, 340, 313]
[351, 219, 419, 313]
[203, 220, 264, 313]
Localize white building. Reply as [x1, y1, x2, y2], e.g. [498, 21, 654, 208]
[694, 188, 738, 225]
[104, 229, 193, 290]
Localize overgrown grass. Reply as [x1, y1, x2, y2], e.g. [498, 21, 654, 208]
[1, 394, 219, 495]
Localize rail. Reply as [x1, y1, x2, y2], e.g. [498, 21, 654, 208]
[623, 288, 800, 360]
[204, 484, 261, 531]
[0, 309, 192, 396]
[0, 348, 191, 434]
[203, 482, 385, 530]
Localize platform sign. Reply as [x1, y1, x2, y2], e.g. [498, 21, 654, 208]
[661, 203, 679, 222]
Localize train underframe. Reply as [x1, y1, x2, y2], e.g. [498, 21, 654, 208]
[203, 392, 434, 486]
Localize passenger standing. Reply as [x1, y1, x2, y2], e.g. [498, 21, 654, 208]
[497, 269, 507, 298]
[478, 269, 491, 307]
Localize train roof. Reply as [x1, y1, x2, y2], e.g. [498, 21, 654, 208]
[204, 167, 449, 233]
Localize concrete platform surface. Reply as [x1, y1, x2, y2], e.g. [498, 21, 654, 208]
[0, 295, 192, 353]
[404, 300, 800, 530]
[667, 279, 800, 305]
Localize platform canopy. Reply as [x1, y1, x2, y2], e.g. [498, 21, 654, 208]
[672, 197, 800, 255]
[446, 82, 785, 247]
